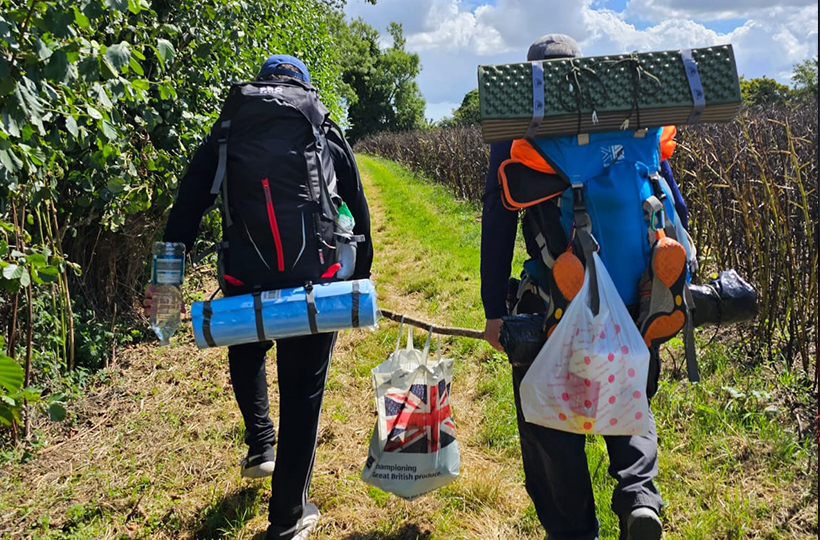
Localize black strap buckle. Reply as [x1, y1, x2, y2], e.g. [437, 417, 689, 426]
[571, 184, 586, 213]
[304, 281, 319, 334]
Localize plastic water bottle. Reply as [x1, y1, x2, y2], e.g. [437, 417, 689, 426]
[335, 203, 357, 280]
[150, 241, 185, 346]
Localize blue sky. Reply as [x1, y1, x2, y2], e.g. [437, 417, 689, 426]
[343, 0, 819, 121]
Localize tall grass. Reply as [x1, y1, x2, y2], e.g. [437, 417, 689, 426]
[355, 101, 818, 384]
[674, 102, 817, 377]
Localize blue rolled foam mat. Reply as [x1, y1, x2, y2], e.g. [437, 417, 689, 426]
[190, 279, 379, 349]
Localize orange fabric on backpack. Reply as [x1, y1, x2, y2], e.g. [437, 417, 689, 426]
[510, 139, 556, 174]
[660, 126, 677, 161]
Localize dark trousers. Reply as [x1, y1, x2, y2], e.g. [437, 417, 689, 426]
[511, 349, 664, 540]
[227, 332, 337, 537]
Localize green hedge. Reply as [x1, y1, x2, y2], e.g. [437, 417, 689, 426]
[0, 0, 346, 426]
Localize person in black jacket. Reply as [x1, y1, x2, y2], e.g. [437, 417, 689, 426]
[145, 55, 372, 540]
[480, 35, 679, 540]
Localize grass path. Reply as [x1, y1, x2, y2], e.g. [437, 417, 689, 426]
[0, 156, 815, 540]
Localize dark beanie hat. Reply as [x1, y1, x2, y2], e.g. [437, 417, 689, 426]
[257, 54, 310, 82]
[527, 34, 581, 61]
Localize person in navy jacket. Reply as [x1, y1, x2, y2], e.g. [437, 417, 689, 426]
[480, 34, 688, 540]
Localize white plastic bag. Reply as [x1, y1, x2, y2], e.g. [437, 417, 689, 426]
[361, 324, 460, 499]
[520, 252, 652, 436]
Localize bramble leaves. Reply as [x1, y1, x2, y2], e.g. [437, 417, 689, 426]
[104, 42, 131, 72]
[0, 0, 350, 409]
[105, 0, 128, 12]
[156, 38, 174, 68]
[0, 355, 23, 394]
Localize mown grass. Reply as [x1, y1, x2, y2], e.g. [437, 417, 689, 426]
[0, 155, 815, 540]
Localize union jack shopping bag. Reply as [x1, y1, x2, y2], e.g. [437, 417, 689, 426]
[361, 324, 459, 499]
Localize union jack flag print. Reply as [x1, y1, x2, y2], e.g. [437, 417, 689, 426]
[383, 380, 456, 453]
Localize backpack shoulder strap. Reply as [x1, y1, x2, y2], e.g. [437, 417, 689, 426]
[209, 82, 247, 197]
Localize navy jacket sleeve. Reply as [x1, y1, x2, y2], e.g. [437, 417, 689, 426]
[162, 134, 218, 252]
[480, 141, 518, 319]
[328, 134, 373, 280]
[659, 159, 689, 231]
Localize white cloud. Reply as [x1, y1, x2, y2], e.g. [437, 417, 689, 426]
[624, 0, 816, 22]
[407, 2, 505, 54]
[425, 100, 462, 122]
[344, 0, 818, 121]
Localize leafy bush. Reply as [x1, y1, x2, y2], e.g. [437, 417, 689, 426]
[0, 0, 347, 438]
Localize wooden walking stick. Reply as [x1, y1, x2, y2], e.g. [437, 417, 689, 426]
[379, 308, 485, 340]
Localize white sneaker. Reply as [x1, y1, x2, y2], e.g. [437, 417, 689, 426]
[292, 502, 321, 540]
[240, 450, 275, 479]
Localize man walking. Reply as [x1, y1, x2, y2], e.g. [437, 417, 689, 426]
[146, 54, 372, 540]
[480, 34, 666, 540]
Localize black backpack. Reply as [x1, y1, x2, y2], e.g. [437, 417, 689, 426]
[206, 79, 355, 295]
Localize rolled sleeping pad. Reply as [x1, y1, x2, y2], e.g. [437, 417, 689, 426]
[190, 279, 379, 349]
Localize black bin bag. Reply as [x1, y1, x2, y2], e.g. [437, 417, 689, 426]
[690, 269, 758, 327]
[499, 313, 547, 367]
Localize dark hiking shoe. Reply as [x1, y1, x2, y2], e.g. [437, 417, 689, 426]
[241, 445, 275, 478]
[627, 507, 662, 540]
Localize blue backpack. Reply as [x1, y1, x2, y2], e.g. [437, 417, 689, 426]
[500, 127, 699, 380]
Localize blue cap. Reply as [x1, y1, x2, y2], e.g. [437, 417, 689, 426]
[257, 54, 310, 82]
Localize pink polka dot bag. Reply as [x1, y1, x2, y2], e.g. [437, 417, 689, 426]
[520, 252, 652, 436]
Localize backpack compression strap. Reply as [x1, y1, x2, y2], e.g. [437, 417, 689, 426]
[571, 183, 600, 315]
[210, 120, 231, 195]
[210, 120, 233, 228]
[683, 286, 700, 382]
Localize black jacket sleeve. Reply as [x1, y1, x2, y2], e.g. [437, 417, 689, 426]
[162, 134, 218, 252]
[480, 141, 518, 319]
[328, 130, 373, 280]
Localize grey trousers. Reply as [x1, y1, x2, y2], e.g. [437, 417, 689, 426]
[511, 349, 664, 540]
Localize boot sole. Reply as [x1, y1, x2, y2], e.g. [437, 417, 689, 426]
[553, 251, 584, 301]
[241, 461, 275, 478]
[643, 310, 685, 347]
[652, 237, 686, 288]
